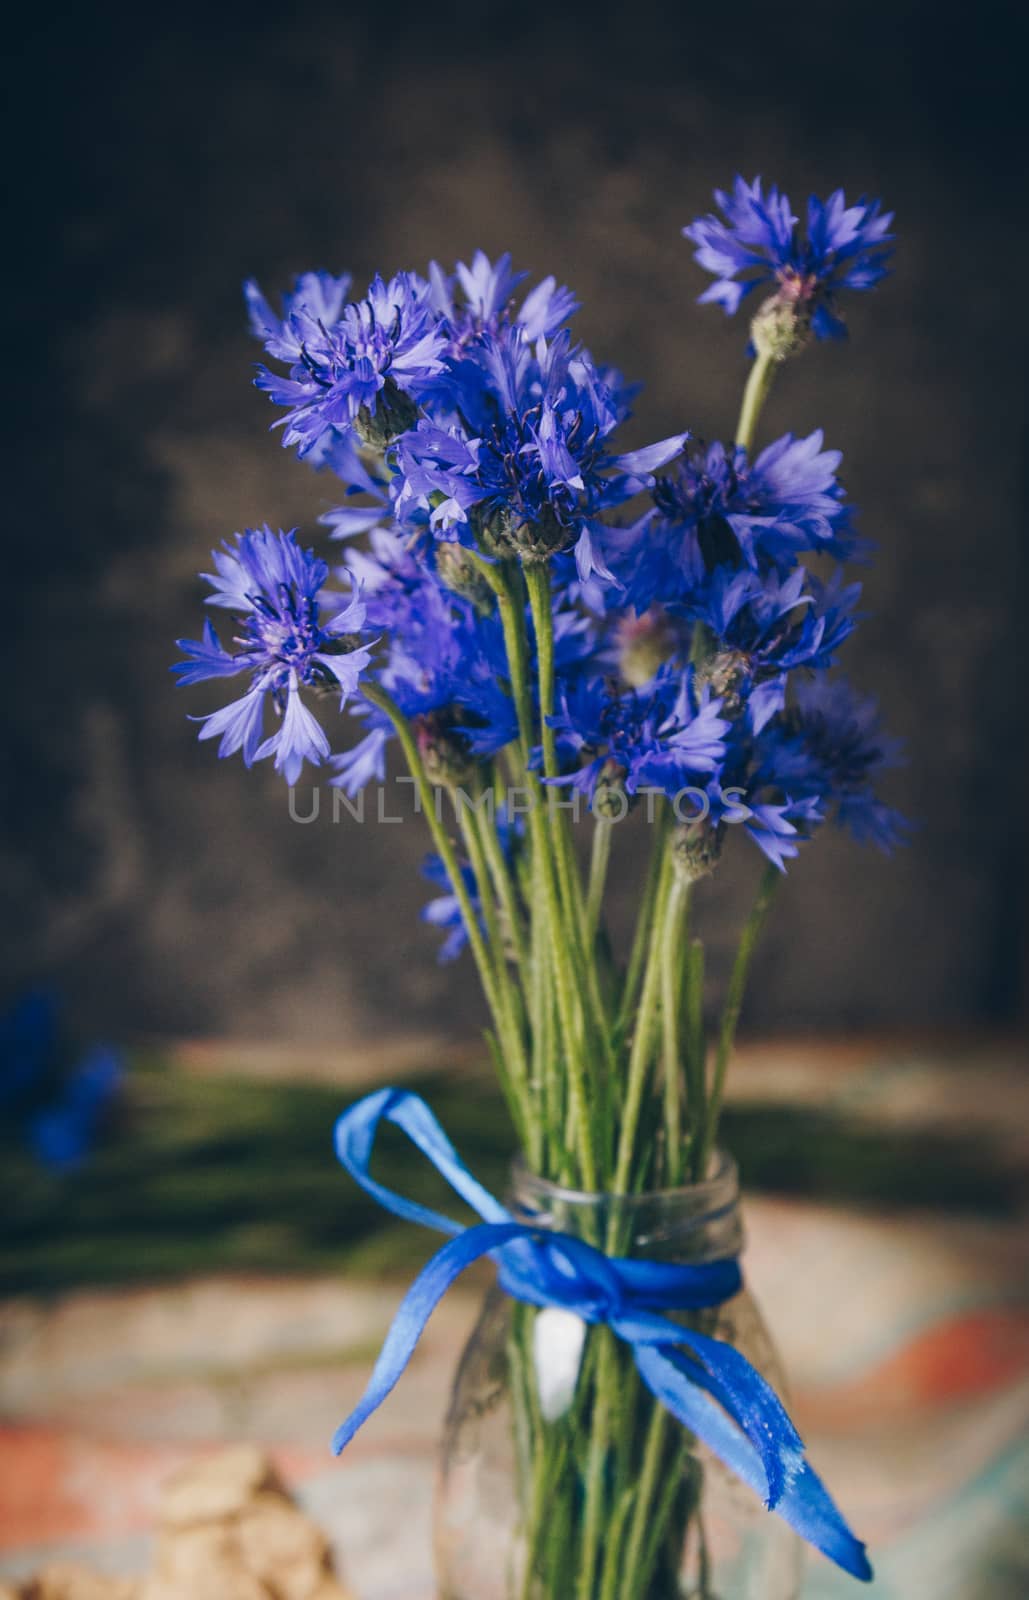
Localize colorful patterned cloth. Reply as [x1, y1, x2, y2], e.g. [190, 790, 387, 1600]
[1, 1194, 1026, 1597]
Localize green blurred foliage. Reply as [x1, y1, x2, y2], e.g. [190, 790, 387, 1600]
[1, 1053, 1017, 1294]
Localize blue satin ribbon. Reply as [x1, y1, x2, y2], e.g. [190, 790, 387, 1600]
[331, 1087, 872, 1584]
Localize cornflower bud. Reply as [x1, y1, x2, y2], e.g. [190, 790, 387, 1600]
[750, 270, 817, 363]
[355, 378, 421, 449]
[435, 543, 495, 614]
[617, 608, 680, 688]
[415, 711, 478, 789]
[592, 764, 630, 821]
[694, 648, 750, 717]
[475, 505, 573, 565]
[673, 819, 724, 884]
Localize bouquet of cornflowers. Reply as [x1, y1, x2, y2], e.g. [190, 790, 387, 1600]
[176, 176, 903, 1600]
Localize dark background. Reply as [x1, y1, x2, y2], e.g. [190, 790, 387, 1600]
[5, 1, 1027, 1048]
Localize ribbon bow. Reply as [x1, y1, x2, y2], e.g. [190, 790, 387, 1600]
[332, 1087, 872, 1583]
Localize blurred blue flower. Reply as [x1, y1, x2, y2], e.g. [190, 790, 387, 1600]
[756, 677, 908, 851]
[703, 783, 825, 873]
[634, 433, 857, 606]
[1, 990, 122, 1173]
[689, 565, 861, 732]
[28, 1047, 123, 1172]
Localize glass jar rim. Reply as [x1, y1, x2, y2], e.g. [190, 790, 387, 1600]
[509, 1148, 739, 1209]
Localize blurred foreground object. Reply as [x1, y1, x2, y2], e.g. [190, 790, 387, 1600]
[0, 1448, 352, 1600]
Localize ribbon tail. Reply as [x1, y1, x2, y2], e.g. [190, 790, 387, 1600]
[777, 1459, 875, 1584]
[667, 1328, 805, 1510]
[634, 1344, 872, 1583]
[331, 1220, 530, 1456]
[610, 1311, 803, 1510]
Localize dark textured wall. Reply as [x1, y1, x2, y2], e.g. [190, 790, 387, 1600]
[5, 3, 1026, 1044]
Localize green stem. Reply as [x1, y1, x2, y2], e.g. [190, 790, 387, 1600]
[473, 558, 598, 1188]
[660, 876, 689, 1186]
[524, 562, 595, 962]
[638, 1434, 693, 1595]
[696, 862, 780, 1174]
[525, 559, 619, 1162]
[504, 744, 555, 1162]
[362, 686, 536, 1147]
[585, 818, 613, 944]
[735, 348, 776, 453]
[473, 555, 534, 765]
[472, 783, 531, 978]
[538, 853, 597, 1187]
[684, 937, 707, 1180]
[612, 842, 676, 1198]
[454, 794, 506, 977]
[522, 562, 561, 783]
[598, 1485, 637, 1600]
[619, 1401, 669, 1600]
[617, 805, 669, 1046]
[454, 795, 534, 1152]
[361, 684, 499, 1022]
[523, 561, 592, 957]
[577, 1329, 619, 1600]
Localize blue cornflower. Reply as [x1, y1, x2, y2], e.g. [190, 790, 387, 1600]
[629, 432, 856, 607]
[174, 527, 374, 785]
[390, 598, 519, 765]
[428, 250, 580, 347]
[756, 677, 907, 851]
[689, 565, 860, 732]
[390, 325, 686, 580]
[244, 271, 353, 364]
[319, 433, 394, 541]
[252, 272, 447, 458]
[684, 177, 893, 340]
[699, 780, 825, 873]
[331, 581, 518, 796]
[737, 796, 823, 871]
[336, 525, 430, 628]
[421, 854, 481, 963]
[547, 667, 730, 801]
[390, 421, 486, 538]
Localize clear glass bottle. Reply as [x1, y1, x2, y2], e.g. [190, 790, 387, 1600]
[434, 1154, 804, 1600]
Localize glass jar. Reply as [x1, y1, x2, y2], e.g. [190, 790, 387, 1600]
[434, 1154, 804, 1600]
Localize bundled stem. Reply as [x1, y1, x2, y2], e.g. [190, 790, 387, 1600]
[661, 876, 690, 1186]
[471, 556, 600, 1188]
[612, 839, 676, 1197]
[424, 333, 784, 1598]
[585, 819, 613, 943]
[361, 683, 534, 1144]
